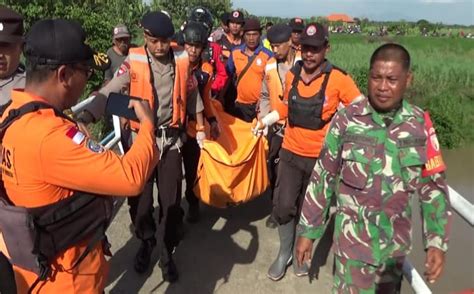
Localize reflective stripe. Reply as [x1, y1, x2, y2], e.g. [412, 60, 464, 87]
[129, 53, 148, 63]
[265, 62, 277, 73]
[174, 49, 187, 60]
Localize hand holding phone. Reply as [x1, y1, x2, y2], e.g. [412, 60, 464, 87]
[128, 99, 154, 126]
[105, 93, 140, 121]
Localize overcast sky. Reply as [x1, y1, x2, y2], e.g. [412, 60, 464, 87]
[232, 0, 473, 25]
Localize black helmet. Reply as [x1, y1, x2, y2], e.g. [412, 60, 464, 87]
[188, 7, 213, 36]
[183, 21, 208, 46]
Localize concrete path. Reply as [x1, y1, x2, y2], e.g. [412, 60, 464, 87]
[104, 193, 335, 294]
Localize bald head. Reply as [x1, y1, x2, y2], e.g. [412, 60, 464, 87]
[370, 43, 411, 72]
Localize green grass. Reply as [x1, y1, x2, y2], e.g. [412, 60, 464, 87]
[327, 35, 474, 148]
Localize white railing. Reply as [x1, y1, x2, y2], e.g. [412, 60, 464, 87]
[403, 186, 472, 293]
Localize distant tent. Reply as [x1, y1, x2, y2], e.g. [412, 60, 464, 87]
[327, 13, 356, 24]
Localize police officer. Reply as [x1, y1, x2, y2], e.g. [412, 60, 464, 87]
[296, 43, 452, 292]
[78, 11, 203, 282]
[0, 6, 25, 105]
[0, 18, 158, 293]
[225, 18, 274, 122]
[254, 23, 363, 281]
[260, 24, 301, 228]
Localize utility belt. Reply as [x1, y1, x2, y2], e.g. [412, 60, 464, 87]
[0, 190, 113, 285]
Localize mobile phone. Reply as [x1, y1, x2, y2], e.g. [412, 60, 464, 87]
[105, 93, 140, 121]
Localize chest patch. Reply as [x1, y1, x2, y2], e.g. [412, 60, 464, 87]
[1, 144, 17, 184]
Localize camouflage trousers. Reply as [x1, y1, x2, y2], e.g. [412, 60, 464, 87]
[333, 255, 404, 294]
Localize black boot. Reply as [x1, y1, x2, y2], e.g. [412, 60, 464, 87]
[186, 203, 200, 224]
[267, 220, 294, 281]
[134, 238, 156, 274]
[159, 249, 179, 283]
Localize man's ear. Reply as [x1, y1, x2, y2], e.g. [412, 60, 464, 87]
[406, 70, 413, 88]
[57, 65, 72, 87]
[325, 43, 331, 54]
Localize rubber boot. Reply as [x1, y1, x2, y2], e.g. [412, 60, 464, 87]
[159, 248, 179, 283]
[293, 233, 309, 277]
[267, 220, 295, 281]
[134, 238, 156, 274]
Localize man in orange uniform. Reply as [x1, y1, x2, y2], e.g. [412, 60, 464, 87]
[254, 22, 363, 281]
[260, 23, 301, 228]
[217, 10, 244, 62]
[78, 11, 203, 281]
[0, 19, 158, 293]
[226, 18, 274, 122]
[289, 18, 305, 52]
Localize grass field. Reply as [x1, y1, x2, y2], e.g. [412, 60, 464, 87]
[327, 35, 474, 148]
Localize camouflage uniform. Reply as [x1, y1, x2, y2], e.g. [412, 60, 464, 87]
[298, 98, 452, 292]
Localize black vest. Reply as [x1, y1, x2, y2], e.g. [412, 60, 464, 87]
[288, 61, 333, 130]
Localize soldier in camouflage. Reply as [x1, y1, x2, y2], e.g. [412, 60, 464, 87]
[295, 43, 452, 293]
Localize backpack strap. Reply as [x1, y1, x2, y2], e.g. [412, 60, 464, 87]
[0, 101, 74, 142]
[290, 60, 303, 88]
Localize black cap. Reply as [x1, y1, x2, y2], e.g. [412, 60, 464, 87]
[24, 19, 109, 70]
[228, 10, 244, 24]
[140, 11, 174, 38]
[289, 17, 305, 32]
[300, 23, 328, 47]
[267, 24, 292, 43]
[242, 18, 261, 32]
[220, 12, 230, 23]
[183, 21, 208, 46]
[0, 5, 23, 43]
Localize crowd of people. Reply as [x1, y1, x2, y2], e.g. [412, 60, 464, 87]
[0, 4, 452, 294]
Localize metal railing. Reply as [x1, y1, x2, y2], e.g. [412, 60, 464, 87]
[402, 186, 473, 294]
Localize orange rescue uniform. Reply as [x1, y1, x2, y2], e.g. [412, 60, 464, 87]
[226, 45, 274, 105]
[0, 90, 158, 293]
[275, 63, 362, 157]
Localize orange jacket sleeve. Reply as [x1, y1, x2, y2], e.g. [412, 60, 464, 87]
[39, 120, 159, 196]
[336, 72, 362, 106]
[274, 70, 292, 119]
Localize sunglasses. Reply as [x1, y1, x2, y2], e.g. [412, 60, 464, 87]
[71, 64, 94, 79]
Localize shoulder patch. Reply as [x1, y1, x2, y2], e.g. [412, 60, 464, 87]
[66, 126, 86, 145]
[86, 139, 105, 153]
[116, 61, 130, 77]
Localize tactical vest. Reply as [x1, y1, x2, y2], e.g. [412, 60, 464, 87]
[0, 101, 114, 289]
[288, 61, 333, 130]
[128, 46, 189, 131]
